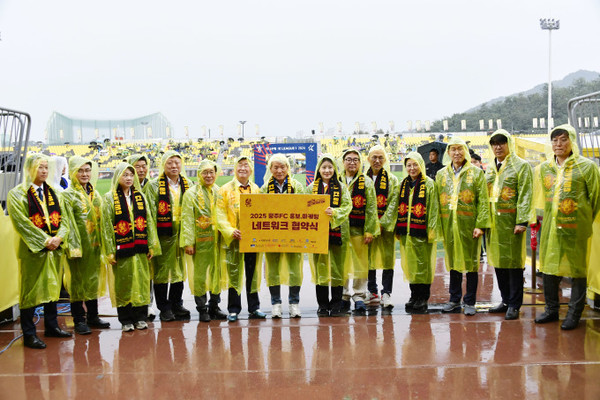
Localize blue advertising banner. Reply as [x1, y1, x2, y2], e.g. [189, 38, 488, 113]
[253, 142, 318, 187]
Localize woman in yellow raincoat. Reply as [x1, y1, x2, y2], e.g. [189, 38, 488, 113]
[533, 124, 600, 330]
[396, 152, 440, 313]
[436, 138, 490, 316]
[260, 153, 306, 318]
[145, 150, 192, 321]
[216, 156, 266, 322]
[484, 130, 533, 320]
[366, 144, 400, 309]
[63, 156, 110, 334]
[340, 148, 380, 313]
[7, 153, 72, 349]
[180, 160, 227, 322]
[102, 162, 160, 332]
[307, 154, 352, 317]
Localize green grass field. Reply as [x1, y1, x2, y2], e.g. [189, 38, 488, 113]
[95, 172, 406, 195]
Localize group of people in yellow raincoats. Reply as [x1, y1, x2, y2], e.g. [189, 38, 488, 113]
[8, 124, 599, 349]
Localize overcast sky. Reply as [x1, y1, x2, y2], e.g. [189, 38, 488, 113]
[1, 0, 599, 140]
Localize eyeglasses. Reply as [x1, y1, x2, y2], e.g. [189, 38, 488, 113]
[344, 158, 360, 164]
[78, 168, 92, 174]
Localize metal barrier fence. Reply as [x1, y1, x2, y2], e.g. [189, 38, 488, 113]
[568, 91, 600, 163]
[0, 107, 31, 213]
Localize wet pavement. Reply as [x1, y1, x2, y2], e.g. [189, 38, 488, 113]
[1, 255, 599, 399]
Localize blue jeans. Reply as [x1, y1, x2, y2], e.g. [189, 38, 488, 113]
[269, 285, 300, 305]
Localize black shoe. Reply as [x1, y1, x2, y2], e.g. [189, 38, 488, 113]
[317, 306, 330, 317]
[173, 306, 191, 320]
[411, 300, 428, 314]
[341, 300, 351, 313]
[74, 322, 92, 335]
[535, 311, 559, 324]
[404, 298, 416, 311]
[23, 335, 46, 349]
[160, 309, 176, 322]
[208, 306, 228, 320]
[87, 317, 110, 329]
[44, 327, 72, 338]
[489, 303, 508, 314]
[330, 307, 349, 317]
[199, 310, 211, 323]
[505, 307, 519, 320]
[561, 317, 580, 330]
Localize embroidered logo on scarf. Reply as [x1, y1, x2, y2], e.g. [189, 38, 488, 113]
[349, 174, 366, 228]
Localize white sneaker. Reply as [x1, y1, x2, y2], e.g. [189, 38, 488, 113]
[122, 324, 134, 332]
[271, 304, 282, 319]
[289, 304, 302, 318]
[134, 321, 148, 330]
[381, 293, 393, 309]
[365, 292, 380, 305]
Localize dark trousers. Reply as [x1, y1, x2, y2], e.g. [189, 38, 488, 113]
[20, 302, 59, 336]
[71, 299, 99, 324]
[116, 304, 147, 325]
[449, 270, 478, 306]
[367, 269, 394, 295]
[228, 253, 260, 314]
[153, 281, 184, 312]
[194, 292, 221, 311]
[409, 284, 431, 301]
[316, 285, 343, 310]
[543, 274, 587, 320]
[269, 285, 301, 305]
[494, 268, 524, 309]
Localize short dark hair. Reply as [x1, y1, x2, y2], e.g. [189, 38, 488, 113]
[489, 134, 508, 146]
[470, 151, 482, 162]
[429, 148, 439, 155]
[550, 128, 569, 140]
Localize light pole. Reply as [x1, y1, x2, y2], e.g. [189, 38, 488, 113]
[239, 120, 247, 139]
[540, 18, 560, 133]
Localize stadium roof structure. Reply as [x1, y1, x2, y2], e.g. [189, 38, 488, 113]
[45, 112, 173, 145]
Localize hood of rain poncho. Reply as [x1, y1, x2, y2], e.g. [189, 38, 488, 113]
[546, 124, 581, 162]
[127, 154, 149, 166]
[263, 153, 292, 184]
[50, 156, 69, 189]
[367, 144, 391, 173]
[197, 159, 219, 187]
[340, 148, 365, 175]
[442, 137, 472, 169]
[315, 153, 342, 182]
[111, 162, 143, 193]
[403, 151, 426, 178]
[159, 150, 188, 179]
[68, 156, 99, 188]
[22, 153, 52, 187]
[233, 155, 255, 182]
[486, 129, 516, 165]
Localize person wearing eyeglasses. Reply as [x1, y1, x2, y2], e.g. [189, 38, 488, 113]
[340, 148, 380, 314]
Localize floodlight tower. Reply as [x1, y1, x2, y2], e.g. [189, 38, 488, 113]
[239, 120, 247, 139]
[540, 18, 560, 133]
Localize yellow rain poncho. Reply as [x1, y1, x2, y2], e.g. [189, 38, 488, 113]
[533, 124, 600, 278]
[307, 154, 352, 286]
[260, 154, 306, 288]
[180, 160, 224, 296]
[145, 150, 192, 284]
[101, 163, 161, 308]
[340, 148, 380, 280]
[366, 145, 400, 271]
[397, 152, 440, 284]
[436, 138, 491, 272]
[485, 130, 534, 270]
[62, 156, 107, 302]
[7, 153, 70, 309]
[216, 156, 263, 294]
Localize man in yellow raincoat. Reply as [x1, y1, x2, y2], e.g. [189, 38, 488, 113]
[127, 154, 150, 189]
[216, 156, 266, 322]
[145, 151, 192, 322]
[63, 156, 110, 334]
[340, 148, 380, 313]
[436, 138, 490, 316]
[533, 124, 600, 330]
[7, 154, 72, 349]
[366, 145, 400, 309]
[180, 160, 227, 322]
[485, 130, 533, 320]
[260, 154, 306, 318]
